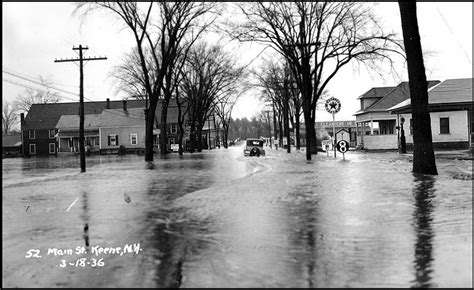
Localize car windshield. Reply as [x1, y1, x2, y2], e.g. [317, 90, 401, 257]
[246, 140, 263, 147]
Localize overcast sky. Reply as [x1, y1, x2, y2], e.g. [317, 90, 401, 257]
[2, 2, 472, 122]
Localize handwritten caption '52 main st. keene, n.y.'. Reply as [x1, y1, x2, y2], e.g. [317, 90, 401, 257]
[24, 243, 143, 268]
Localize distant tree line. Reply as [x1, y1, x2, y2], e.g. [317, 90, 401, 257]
[227, 116, 270, 142]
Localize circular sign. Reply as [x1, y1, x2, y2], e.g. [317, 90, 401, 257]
[325, 97, 341, 114]
[337, 140, 349, 153]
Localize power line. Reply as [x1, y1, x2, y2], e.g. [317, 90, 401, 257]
[4, 77, 145, 118]
[3, 70, 81, 97]
[3, 67, 79, 88]
[437, 6, 472, 65]
[2, 69, 106, 103]
[3, 78, 78, 102]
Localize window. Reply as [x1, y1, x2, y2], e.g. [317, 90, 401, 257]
[170, 124, 178, 134]
[130, 134, 138, 145]
[49, 129, 55, 139]
[108, 134, 119, 146]
[440, 117, 450, 134]
[29, 130, 35, 139]
[379, 120, 395, 135]
[29, 144, 36, 155]
[168, 138, 175, 145]
[49, 143, 56, 154]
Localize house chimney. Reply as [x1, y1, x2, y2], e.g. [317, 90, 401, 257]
[20, 113, 25, 125]
[122, 100, 127, 111]
[106, 98, 110, 109]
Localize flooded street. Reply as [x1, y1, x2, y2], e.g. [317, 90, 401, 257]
[2, 146, 472, 288]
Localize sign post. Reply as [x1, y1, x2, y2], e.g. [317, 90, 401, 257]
[325, 97, 341, 158]
[337, 139, 349, 160]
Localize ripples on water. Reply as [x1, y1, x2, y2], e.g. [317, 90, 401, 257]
[2, 149, 472, 287]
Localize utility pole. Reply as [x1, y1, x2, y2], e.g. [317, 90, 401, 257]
[55, 45, 107, 173]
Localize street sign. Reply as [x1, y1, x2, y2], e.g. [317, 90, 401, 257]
[325, 97, 341, 114]
[337, 140, 349, 153]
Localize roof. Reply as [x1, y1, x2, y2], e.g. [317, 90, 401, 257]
[357, 86, 395, 100]
[154, 105, 182, 124]
[426, 78, 472, 103]
[23, 99, 146, 130]
[154, 98, 189, 124]
[56, 114, 103, 129]
[363, 80, 440, 112]
[100, 108, 145, 127]
[2, 134, 22, 147]
[56, 108, 145, 129]
[388, 78, 473, 112]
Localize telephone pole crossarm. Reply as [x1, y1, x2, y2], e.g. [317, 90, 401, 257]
[54, 45, 107, 173]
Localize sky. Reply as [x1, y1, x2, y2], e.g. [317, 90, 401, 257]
[2, 2, 472, 123]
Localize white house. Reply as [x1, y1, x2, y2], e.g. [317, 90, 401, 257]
[354, 80, 440, 150]
[388, 78, 473, 150]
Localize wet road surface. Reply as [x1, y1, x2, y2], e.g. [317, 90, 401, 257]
[2, 146, 472, 287]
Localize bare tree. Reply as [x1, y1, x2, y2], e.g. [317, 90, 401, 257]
[14, 76, 61, 113]
[76, 2, 219, 160]
[111, 47, 157, 99]
[399, 2, 437, 175]
[180, 42, 246, 152]
[214, 92, 244, 149]
[232, 2, 402, 160]
[2, 100, 18, 135]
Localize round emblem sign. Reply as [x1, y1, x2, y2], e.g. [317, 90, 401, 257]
[337, 140, 349, 153]
[325, 97, 341, 114]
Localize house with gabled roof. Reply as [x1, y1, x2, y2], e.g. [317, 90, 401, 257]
[2, 134, 22, 158]
[21, 99, 145, 157]
[55, 104, 146, 154]
[389, 78, 473, 150]
[354, 80, 440, 150]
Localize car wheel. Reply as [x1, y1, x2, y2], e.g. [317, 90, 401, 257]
[250, 147, 259, 157]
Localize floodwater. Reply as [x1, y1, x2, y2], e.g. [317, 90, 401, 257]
[2, 146, 472, 288]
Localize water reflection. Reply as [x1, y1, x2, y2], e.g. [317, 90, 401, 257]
[81, 190, 90, 248]
[411, 174, 436, 288]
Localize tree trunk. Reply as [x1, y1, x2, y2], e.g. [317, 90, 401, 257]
[302, 93, 312, 160]
[197, 126, 203, 152]
[223, 125, 229, 148]
[145, 99, 158, 161]
[278, 114, 283, 147]
[295, 115, 301, 150]
[272, 104, 278, 142]
[178, 131, 184, 156]
[177, 117, 184, 156]
[160, 105, 168, 154]
[303, 110, 312, 160]
[399, 1, 437, 175]
[308, 111, 318, 154]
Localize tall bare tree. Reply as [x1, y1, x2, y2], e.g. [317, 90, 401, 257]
[180, 42, 246, 152]
[2, 100, 18, 135]
[399, 2, 437, 175]
[214, 92, 244, 149]
[14, 76, 62, 113]
[76, 2, 218, 160]
[232, 2, 402, 160]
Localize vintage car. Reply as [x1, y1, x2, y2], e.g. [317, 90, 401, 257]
[243, 138, 265, 157]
